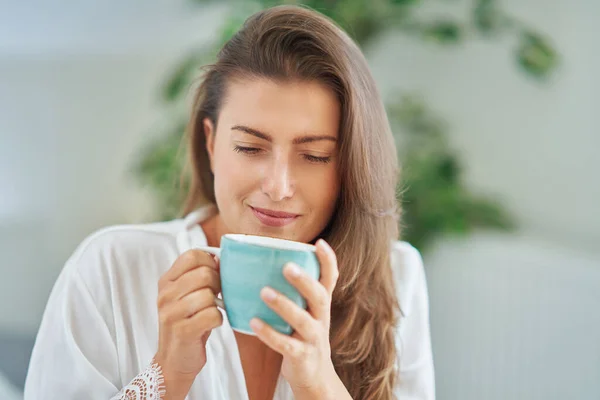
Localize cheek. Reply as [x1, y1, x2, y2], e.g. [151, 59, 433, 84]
[213, 151, 258, 200]
[324, 174, 341, 210]
[303, 167, 340, 212]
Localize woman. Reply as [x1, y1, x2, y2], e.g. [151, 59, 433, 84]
[24, 5, 434, 400]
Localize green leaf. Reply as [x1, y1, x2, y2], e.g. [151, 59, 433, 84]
[219, 14, 247, 45]
[133, 120, 189, 220]
[390, 0, 420, 5]
[254, 0, 292, 8]
[466, 197, 514, 230]
[161, 52, 208, 102]
[516, 31, 558, 79]
[437, 155, 460, 183]
[389, 94, 514, 250]
[161, 10, 255, 103]
[473, 0, 504, 35]
[421, 20, 463, 44]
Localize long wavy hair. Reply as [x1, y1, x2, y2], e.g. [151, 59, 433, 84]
[182, 5, 401, 399]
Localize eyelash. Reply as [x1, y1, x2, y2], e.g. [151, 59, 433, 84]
[233, 145, 331, 164]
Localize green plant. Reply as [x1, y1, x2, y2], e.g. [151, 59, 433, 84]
[389, 95, 514, 250]
[134, 0, 558, 251]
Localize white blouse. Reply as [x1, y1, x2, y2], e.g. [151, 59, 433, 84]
[24, 206, 435, 399]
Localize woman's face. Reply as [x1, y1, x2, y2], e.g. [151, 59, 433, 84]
[204, 78, 341, 243]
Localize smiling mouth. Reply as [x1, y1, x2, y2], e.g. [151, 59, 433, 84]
[250, 206, 300, 227]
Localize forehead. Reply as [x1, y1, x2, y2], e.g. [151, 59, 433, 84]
[219, 77, 340, 139]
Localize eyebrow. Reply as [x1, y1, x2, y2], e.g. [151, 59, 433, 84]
[231, 124, 337, 144]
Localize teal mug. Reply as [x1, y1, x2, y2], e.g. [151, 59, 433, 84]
[197, 234, 320, 335]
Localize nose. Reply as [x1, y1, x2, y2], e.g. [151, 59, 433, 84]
[261, 153, 295, 201]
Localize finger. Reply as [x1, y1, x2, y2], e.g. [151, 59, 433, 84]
[315, 239, 339, 295]
[249, 318, 306, 359]
[282, 263, 330, 321]
[201, 330, 212, 346]
[158, 266, 220, 307]
[260, 286, 319, 341]
[178, 306, 223, 338]
[174, 266, 221, 298]
[174, 288, 218, 319]
[213, 254, 220, 273]
[163, 250, 218, 283]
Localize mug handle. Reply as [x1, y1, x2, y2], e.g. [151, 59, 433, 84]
[196, 246, 225, 309]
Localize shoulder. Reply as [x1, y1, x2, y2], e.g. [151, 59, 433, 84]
[389, 241, 428, 317]
[71, 219, 184, 262]
[63, 219, 186, 299]
[389, 242, 436, 398]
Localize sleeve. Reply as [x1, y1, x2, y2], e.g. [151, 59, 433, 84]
[392, 243, 436, 400]
[109, 362, 165, 400]
[23, 245, 165, 400]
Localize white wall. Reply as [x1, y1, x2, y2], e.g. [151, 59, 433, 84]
[0, 1, 229, 333]
[425, 231, 600, 400]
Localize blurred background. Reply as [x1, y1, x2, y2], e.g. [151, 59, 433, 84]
[0, 0, 598, 399]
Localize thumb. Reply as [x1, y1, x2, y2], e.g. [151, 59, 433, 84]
[201, 330, 212, 346]
[213, 254, 220, 273]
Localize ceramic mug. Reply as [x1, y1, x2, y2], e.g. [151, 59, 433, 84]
[197, 234, 320, 335]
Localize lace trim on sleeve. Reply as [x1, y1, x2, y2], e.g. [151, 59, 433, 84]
[110, 361, 166, 400]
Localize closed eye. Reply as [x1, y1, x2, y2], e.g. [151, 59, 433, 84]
[233, 145, 261, 155]
[304, 154, 331, 164]
[234, 145, 332, 164]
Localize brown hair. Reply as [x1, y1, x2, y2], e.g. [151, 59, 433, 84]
[182, 5, 401, 399]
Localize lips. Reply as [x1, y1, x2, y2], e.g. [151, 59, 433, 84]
[251, 207, 299, 218]
[250, 206, 300, 227]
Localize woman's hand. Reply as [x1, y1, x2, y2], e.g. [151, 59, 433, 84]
[154, 250, 223, 400]
[249, 239, 350, 399]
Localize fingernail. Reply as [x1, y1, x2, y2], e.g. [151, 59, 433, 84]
[261, 287, 277, 302]
[317, 239, 330, 254]
[250, 318, 264, 331]
[285, 262, 301, 278]
[318, 239, 329, 251]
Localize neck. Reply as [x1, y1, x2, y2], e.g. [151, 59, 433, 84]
[235, 331, 281, 358]
[235, 331, 283, 400]
[200, 212, 229, 248]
